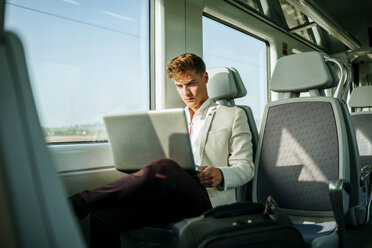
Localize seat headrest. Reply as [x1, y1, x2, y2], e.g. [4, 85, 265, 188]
[230, 67, 247, 98]
[207, 67, 247, 101]
[270, 51, 337, 92]
[349, 85, 372, 108]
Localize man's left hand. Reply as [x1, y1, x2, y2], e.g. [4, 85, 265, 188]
[196, 165, 224, 187]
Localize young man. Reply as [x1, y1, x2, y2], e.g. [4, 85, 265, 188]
[70, 53, 254, 248]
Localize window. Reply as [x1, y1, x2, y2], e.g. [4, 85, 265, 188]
[203, 16, 267, 127]
[5, 0, 150, 143]
[233, 0, 261, 12]
[279, 0, 307, 29]
[279, 0, 315, 43]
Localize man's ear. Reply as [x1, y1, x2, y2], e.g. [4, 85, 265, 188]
[204, 71, 209, 84]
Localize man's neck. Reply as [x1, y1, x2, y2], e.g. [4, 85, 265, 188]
[188, 98, 208, 122]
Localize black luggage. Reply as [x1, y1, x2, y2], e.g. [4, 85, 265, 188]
[173, 196, 305, 248]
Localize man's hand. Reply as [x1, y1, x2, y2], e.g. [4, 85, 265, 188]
[196, 165, 224, 187]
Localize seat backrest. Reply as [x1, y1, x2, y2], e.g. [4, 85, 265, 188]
[253, 52, 361, 217]
[0, 3, 85, 246]
[349, 85, 372, 111]
[349, 86, 372, 167]
[207, 67, 259, 156]
[207, 67, 258, 201]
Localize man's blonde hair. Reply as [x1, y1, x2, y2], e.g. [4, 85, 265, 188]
[166, 53, 206, 80]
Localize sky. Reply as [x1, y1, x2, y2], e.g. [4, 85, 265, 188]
[5, 0, 150, 127]
[203, 16, 267, 123]
[4, 0, 266, 128]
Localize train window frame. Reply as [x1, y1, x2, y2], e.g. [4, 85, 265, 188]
[226, 0, 326, 52]
[202, 13, 270, 127]
[231, 0, 263, 13]
[5, 0, 152, 145]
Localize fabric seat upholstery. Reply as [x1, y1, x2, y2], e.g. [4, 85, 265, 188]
[253, 51, 371, 248]
[348, 85, 372, 167]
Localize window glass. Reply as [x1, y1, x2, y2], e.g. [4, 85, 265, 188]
[279, 0, 307, 29]
[233, 0, 261, 12]
[279, 0, 314, 42]
[203, 16, 267, 127]
[5, 0, 150, 143]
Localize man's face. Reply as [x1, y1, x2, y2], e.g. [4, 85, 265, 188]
[174, 70, 209, 111]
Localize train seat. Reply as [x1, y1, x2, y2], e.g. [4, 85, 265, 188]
[348, 85, 372, 167]
[123, 66, 258, 247]
[207, 66, 259, 202]
[0, 5, 85, 247]
[253, 51, 371, 248]
[207, 66, 259, 164]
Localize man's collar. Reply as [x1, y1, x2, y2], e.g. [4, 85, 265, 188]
[185, 98, 212, 115]
[198, 98, 212, 112]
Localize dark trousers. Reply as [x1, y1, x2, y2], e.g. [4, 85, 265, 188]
[75, 159, 212, 248]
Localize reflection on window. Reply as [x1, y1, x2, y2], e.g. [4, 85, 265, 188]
[203, 16, 267, 127]
[234, 0, 261, 12]
[280, 0, 307, 29]
[279, 0, 314, 42]
[5, 0, 150, 143]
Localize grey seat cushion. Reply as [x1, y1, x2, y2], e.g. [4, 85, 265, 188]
[257, 101, 339, 210]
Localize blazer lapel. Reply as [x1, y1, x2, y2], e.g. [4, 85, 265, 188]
[198, 103, 217, 165]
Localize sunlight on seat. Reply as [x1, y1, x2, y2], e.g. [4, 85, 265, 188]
[277, 127, 329, 183]
[355, 128, 372, 156]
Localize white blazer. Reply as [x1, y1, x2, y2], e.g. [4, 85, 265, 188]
[198, 102, 254, 207]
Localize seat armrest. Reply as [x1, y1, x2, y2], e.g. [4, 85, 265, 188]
[329, 179, 351, 239]
[361, 165, 372, 184]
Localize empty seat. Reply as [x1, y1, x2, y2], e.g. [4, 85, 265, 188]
[0, 5, 85, 248]
[348, 85, 372, 167]
[253, 51, 372, 248]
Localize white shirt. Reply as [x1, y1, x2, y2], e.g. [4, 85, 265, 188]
[185, 98, 212, 166]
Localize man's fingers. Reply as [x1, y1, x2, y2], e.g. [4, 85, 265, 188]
[196, 165, 207, 170]
[199, 178, 219, 187]
[199, 178, 212, 186]
[196, 166, 223, 187]
[200, 174, 213, 180]
[197, 169, 213, 179]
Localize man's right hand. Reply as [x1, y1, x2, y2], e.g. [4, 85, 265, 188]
[196, 165, 224, 187]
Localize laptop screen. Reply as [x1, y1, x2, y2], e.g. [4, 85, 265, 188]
[103, 109, 196, 173]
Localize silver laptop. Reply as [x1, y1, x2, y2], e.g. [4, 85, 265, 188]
[103, 108, 197, 173]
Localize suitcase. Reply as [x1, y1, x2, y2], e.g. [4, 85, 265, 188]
[172, 196, 305, 248]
